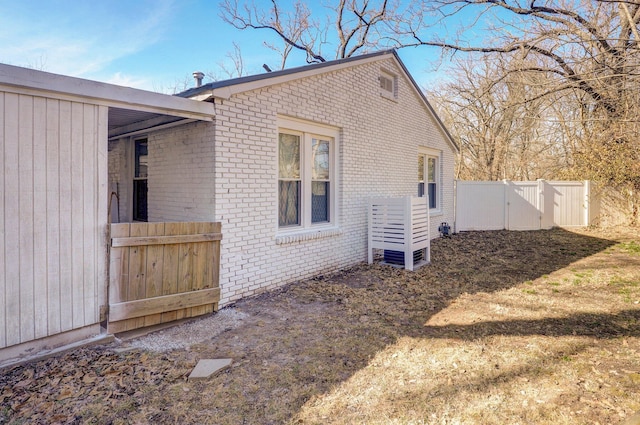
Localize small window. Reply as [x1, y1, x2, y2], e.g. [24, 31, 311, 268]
[379, 70, 397, 100]
[418, 152, 439, 210]
[133, 139, 148, 221]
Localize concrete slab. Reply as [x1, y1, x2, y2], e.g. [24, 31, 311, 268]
[188, 358, 233, 381]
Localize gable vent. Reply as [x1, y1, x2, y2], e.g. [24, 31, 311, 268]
[380, 75, 394, 92]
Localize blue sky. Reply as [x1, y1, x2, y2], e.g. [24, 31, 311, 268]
[0, 0, 468, 93]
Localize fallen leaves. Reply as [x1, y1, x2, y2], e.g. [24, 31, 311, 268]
[0, 349, 189, 424]
[1, 228, 640, 424]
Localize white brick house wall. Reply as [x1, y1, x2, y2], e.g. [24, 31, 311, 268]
[107, 54, 456, 307]
[107, 139, 129, 222]
[212, 56, 456, 305]
[147, 121, 216, 222]
[108, 122, 217, 223]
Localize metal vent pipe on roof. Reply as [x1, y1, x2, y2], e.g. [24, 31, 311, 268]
[193, 71, 204, 87]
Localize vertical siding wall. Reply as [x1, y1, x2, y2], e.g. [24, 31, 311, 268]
[209, 58, 456, 305]
[0, 90, 108, 349]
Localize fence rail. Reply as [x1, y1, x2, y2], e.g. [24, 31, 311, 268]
[108, 222, 221, 333]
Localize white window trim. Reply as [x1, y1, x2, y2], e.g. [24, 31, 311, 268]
[419, 147, 442, 214]
[276, 116, 340, 239]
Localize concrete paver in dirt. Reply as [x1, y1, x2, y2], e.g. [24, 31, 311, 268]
[188, 358, 233, 381]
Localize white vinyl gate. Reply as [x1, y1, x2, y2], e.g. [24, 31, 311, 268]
[456, 180, 596, 231]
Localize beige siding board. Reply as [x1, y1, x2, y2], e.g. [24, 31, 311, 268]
[4, 92, 20, 347]
[207, 222, 220, 314]
[111, 233, 222, 247]
[83, 104, 97, 325]
[33, 96, 48, 339]
[58, 100, 73, 332]
[46, 98, 61, 336]
[96, 105, 109, 321]
[205, 222, 219, 314]
[0, 92, 5, 348]
[18, 94, 35, 343]
[70, 102, 85, 329]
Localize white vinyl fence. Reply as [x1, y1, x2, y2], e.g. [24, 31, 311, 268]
[456, 180, 598, 231]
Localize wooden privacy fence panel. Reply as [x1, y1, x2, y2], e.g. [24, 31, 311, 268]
[456, 180, 597, 231]
[108, 222, 221, 333]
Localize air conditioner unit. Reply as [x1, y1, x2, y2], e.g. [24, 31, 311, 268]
[368, 196, 431, 271]
[383, 249, 427, 266]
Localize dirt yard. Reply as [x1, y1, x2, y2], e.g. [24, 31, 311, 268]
[2, 228, 640, 424]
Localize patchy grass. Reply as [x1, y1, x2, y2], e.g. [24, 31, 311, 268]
[2, 228, 640, 424]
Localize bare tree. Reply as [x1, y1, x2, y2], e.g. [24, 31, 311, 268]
[430, 55, 567, 181]
[219, 0, 640, 222]
[401, 0, 640, 114]
[219, 0, 406, 65]
[208, 42, 246, 80]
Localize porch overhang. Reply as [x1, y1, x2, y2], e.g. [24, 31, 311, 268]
[0, 63, 215, 139]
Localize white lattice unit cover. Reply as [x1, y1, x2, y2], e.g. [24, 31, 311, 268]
[368, 196, 430, 271]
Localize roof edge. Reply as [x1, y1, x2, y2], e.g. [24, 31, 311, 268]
[389, 50, 459, 153]
[178, 49, 458, 152]
[0, 63, 214, 120]
[178, 50, 396, 100]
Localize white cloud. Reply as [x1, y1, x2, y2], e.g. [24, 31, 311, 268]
[104, 72, 151, 90]
[0, 0, 176, 79]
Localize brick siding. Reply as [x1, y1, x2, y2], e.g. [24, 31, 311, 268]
[108, 57, 456, 306]
[212, 57, 455, 305]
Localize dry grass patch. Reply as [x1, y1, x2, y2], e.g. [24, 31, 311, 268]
[2, 228, 640, 424]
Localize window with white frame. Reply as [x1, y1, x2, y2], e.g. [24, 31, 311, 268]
[418, 150, 440, 210]
[278, 118, 338, 231]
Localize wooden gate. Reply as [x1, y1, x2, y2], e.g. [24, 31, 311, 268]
[108, 222, 221, 333]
